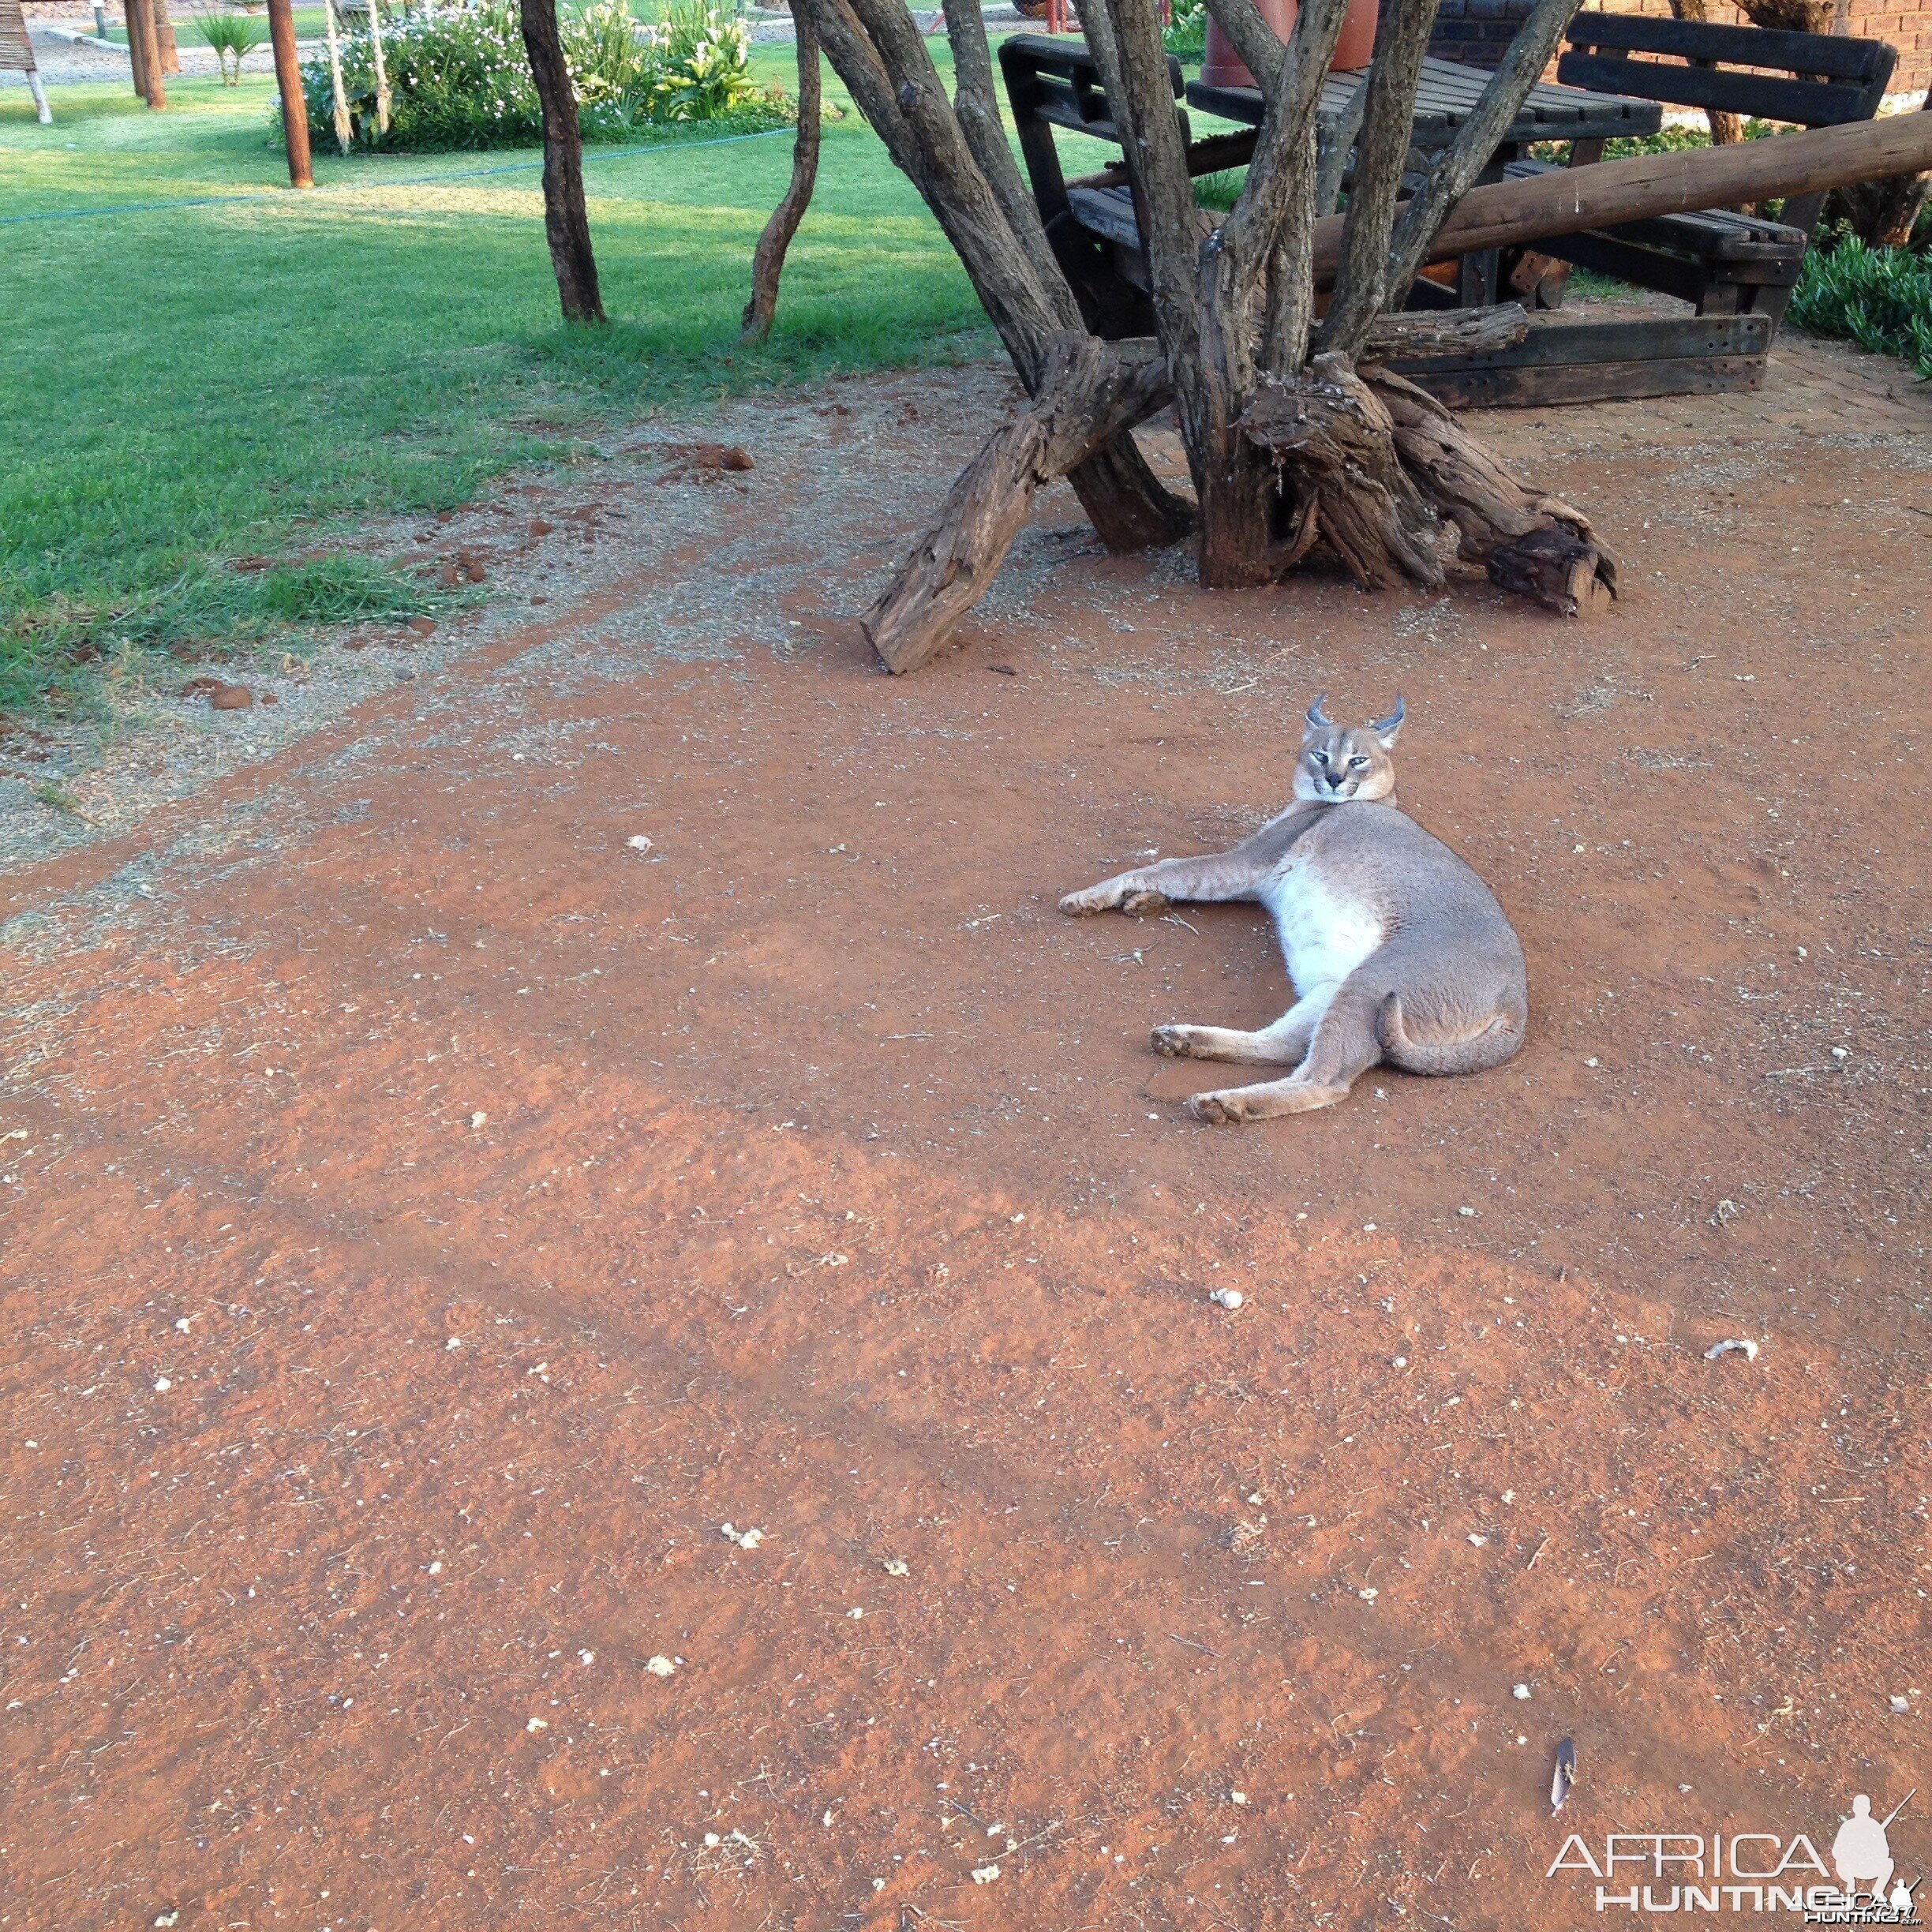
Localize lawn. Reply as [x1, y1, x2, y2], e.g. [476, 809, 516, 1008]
[0, 51, 997, 711]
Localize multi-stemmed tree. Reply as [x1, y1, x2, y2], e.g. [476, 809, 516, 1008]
[782, 0, 1627, 668]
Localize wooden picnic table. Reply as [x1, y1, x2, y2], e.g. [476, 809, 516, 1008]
[1186, 54, 1663, 155]
[1186, 57, 1663, 306]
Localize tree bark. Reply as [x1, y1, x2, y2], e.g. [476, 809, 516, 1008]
[151, 0, 180, 76]
[125, 0, 164, 106]
[865, 336, 1174, 671]
[519, 0, 606, 324]
[1825, 94, 1930, 249]
[1313, 112, 1932, 275]
[793, 0, 1190, 552]
[742, 13, 823, 344]
[1367, 367, 1616, 614]
[268, 0, 313, 186]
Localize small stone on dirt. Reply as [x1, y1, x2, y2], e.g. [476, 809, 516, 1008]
[208, 684, 253, 711]
[407, 617, 437, 638]
[972, 1865, 1001, 1885]
[645, 1655, 677, 1678]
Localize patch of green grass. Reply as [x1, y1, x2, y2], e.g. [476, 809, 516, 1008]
[0, 52, 998, 713]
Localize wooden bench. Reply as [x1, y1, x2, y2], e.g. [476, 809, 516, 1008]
[1518, 13, 1897, 324]
[999, 33, 1252, 336]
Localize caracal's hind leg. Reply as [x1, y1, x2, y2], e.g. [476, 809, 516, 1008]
[1152, 984, 1335, 1064]
[1059, 848, 1265, 918]
[1186, 982, 1383, 1123]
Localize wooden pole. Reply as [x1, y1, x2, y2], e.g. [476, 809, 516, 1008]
[124, 0, 164, 105]
[1311, 112, 1932, 281]
[267, 0, 314, 188]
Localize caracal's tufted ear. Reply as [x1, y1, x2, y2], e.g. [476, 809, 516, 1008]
[1305, 692, 1334, 732]
[1368, 695, 1405, 750]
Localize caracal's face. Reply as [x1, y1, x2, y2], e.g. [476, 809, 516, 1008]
[1294, 724, 1398, 804]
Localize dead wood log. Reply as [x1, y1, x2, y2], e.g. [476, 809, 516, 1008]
[519, 0, 605, 323]
[865, 337, 1174, 673]
[1365, 366, 1618, 616]
[742, 11, 822, 344]
[1361, 302, 1530, 359]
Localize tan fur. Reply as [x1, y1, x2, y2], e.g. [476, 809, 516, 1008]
[1060, 695, 1528, 1122]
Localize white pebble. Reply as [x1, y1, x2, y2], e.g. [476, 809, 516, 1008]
[152, 1376, 172, 1393]
[526, 1717, 549, 1733]
[1512, 1683, 1532, 1701]
[445, 1337, 462, 1351]
[469, 1111, 487, 1129]
[1458, 1206, 1476, 1218]
[1392, 1356, 1408, 1368]
[645, 1655, 677, 1678]
[972, 1865, 1001, 1885]
[1209, 1287, 1244, 1310]
[1230, 1790, 1249, 1806]
[1468, 1533, 1488, 1548]
[882, 1559, 909, 1577]
[847, 1607, 864, 1619]
[627, 834, 653, 852]
[1889, 1695, 1911, 1713]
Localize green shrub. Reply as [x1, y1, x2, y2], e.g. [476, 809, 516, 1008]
[1789, 231, 1932, 380]
[193, 5, 269, 84]
[1163, 0, 1204, 62]
[293, 0, 790, 152]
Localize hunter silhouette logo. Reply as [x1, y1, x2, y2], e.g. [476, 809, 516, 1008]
[1546, 1788, 1919, 1920]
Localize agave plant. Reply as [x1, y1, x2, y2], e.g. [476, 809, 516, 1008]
[193, 4, 268, 83]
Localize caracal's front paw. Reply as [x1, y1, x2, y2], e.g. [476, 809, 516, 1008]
[1059, 882, 1121, 916]
[1186, 1088, 1248, 1125]
[1151, 1023, 1211, 1058]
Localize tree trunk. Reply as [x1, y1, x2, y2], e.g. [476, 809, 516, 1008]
[1825, 170, 1931, 249]
[865, 336, 1174, 672]
[1825, 94, 1930, 249]
[742, 13, 823, 344]
[519, 0, 605, 324]
[125, 0, 164, 106]
[268, 0, 313, 187]
[151, 0, 180, 76]
[792, 0, 1189, 558]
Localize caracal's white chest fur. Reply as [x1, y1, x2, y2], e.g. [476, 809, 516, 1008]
[1260, 848, 1384, 996]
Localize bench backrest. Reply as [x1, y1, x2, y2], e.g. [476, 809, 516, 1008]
[1556, 14, 1896, 130]
[999, 33, 1184, 227]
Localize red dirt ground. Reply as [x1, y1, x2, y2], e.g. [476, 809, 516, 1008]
[2, 339, 1930, 1932]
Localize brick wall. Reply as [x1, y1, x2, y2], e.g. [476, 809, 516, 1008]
[1428, 0, 1932, 94]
